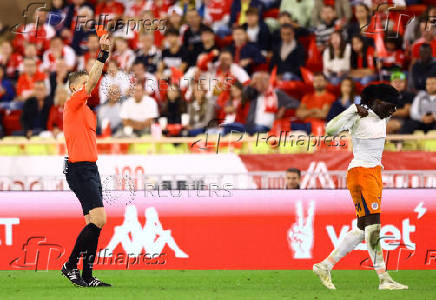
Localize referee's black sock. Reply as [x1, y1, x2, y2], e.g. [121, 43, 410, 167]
[66, 223, 101, 271]
[81, 223, 101, 282]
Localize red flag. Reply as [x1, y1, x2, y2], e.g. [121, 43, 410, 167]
[374, 31, 388, 58]
[95, 24, 108, 37]
[300, 67, 314, 84]
[264, 66, 278, 113]
[369, 13, 388, 58]
[170, 67, 184, 84]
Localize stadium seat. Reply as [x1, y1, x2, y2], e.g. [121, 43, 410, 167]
[422, 131, 436, 151]
[423, 139, 436, 151]
[402, 141, 419, 151]
[2, 110, 23, 136]
[413, 130, 426, 150]
[157, 143, 178, 154]
[0, 136, 26, 155]
[129, 143, 156, 155]
[384, 141, 397, 152]
[24, 137, 57, 155]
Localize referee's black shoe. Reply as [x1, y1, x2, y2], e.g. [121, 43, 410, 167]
[61, 263, 88, 287]
[84, 277, 112, 287]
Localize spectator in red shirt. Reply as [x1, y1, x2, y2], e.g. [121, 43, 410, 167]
[18, 42, 42, 73]
[0, 41, 22, 80]
[95, 0, 125, 19]
[295, 72, 335, 131]
[221, 81, 250, 135]
[16, 57, 49, 101]
[203, 0, 232, 35]
[167, 6, 184, 32]
[349, 35, 376, 85]
[112, 37, 135, 72]
[47, 85, 68, 138]
[42, 37, 77, 73]
[411, 17, 436, 61]
[13, 9, 55, 56]
[378, 33, 405, 81]
[77, 34, 100, 70]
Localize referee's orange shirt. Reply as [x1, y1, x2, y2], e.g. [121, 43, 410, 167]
[63, 85, 98, 163]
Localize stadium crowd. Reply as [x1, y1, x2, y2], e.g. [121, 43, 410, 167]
[0, 0, 436, 139]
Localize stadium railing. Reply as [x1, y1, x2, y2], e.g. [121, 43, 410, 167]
[1, 133, 436, 155]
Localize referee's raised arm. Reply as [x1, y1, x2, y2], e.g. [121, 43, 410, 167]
[85, 34, 112, 95]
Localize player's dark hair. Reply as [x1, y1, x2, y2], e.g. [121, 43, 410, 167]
[68, 70, 89, 89]
[360, 84, 400, 107]
[286, 168, 301, 178]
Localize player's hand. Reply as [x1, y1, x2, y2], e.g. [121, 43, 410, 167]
[356, 104, 368, 118]
[100, 34, 111, 51]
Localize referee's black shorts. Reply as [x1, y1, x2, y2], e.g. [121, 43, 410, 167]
[65, 161, 104, 216]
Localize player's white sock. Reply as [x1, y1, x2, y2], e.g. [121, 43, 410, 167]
[365, 224, 387, 280]
[322, 228, 365, 270]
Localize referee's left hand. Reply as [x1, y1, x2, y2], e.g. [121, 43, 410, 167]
[100, 34, 111, 51]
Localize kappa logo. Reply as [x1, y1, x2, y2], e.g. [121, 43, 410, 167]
[287, 201, 315, 259]
[105, 205, 188, 258]
[301, 162, 335, 189]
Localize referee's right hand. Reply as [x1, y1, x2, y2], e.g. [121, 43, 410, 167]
[100, 34, 111, 52]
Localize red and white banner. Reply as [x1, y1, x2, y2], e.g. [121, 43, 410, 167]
[1, 189, 435, 270]
[1, 152, 436, 190]
[240, 152, 436, 171]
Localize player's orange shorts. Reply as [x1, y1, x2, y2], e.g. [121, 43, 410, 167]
[346, 166, 382, 218]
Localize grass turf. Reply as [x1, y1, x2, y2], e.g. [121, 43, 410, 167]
[0, 270, 435, 300]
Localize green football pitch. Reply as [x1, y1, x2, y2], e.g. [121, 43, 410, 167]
[0, 270, 435, 300]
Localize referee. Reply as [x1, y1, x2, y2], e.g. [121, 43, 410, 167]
[61, 34, 111, 287]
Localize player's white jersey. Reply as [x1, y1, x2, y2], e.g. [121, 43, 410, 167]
[326, 104, 387, 170]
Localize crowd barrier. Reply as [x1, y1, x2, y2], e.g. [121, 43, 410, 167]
[0, 189, 435, 270]
[1, 134, 436, 155]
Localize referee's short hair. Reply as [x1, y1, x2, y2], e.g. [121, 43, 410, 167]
[68, 70, 89, 90]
